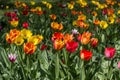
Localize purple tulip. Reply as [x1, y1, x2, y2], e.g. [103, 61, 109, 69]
[72, 29, 78, 35]
[0, 26, 3, 31]
[8, 53, 17, 62]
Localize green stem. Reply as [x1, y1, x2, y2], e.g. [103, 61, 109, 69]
[80, 60, 85, 80]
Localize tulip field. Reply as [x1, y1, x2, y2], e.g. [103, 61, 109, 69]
[0, 0, 120, 80]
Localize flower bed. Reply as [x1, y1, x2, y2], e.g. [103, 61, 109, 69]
[0, 0, 120, 80]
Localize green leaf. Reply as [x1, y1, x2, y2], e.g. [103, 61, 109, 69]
[55, 53, 59, 80]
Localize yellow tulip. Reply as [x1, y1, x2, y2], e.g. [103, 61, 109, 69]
[10, 20, 18, 27]
[108, 17, 114, 24]
[14, 36, 24, 46]
[68, 3, 74, 9]
[100, 21, 108, 29]
[21, 29, 32, 39]
[28, 35, 43, 45]
[30, 1, 35, 5]
[118, 10, 120, 14]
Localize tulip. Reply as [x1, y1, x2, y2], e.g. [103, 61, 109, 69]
[20, 29, 32, 39]
[0, 26, 3, 31]
[99, 20, 108, 29]
[22, 22, 29, 28]
[28, 35, 43, 45]
[6, 29, 20, 43]
[8, 53, 17, 62]
[54, 39, 65, 50]
[49, 14, 56, 20]
[118, 61, 120, 69]
[63, 33, 74, 44]
[40, 44, 47, 50]
[102, 8, 108, 15]
[90, 38, 98, 47]
[51, 32, 64, 42]
[72, 29, 78, 35]
[66, 41, 78, 53]
[24, 42, 37, 54]
[80, 49, 92, 61]
[104, 47, 116, 59]
[80, 32, 92, 45]
[14, 36, 24, 46]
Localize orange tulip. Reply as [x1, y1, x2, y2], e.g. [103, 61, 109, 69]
[81, 32, 92, 45]
[6, 29, 20, 43]
[51, 22, 59, 29]
[93, 19, 100, 25]
[24, 42, 37, 54]
[71, 10, 77, 15]
[54, 39, 65, 50]
[107, 8, 114, 16]
[51, 22, 63, 30]
[76, 20, 85, 28]
[49, 14, 57, 20]
[63, 33, 74, 44]
[77, 14, 86, 21]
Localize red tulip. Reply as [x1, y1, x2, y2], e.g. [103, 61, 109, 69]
[51, 32, 64, 42]
[66, 41, 78, 53]
[102, 8, 108, 15]
[22, 22, 29, 28]
[22, 9, 28, 16]
[90, 38, 98, 47]
[80, 49, 92, 60]
[104, 47, 116, 59]
[40, 44, 47, 50]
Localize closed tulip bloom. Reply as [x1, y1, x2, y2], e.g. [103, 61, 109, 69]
[40, 44, 47, 51]
[80, 49, 92, 61]
[90, 38, 98, 47]
[108, 17, 115, 24]
[8, 53, 17, 62]
[68, 3, 74, 9]
[104, 47, 116, 59]
[72, 29, 78, 35]
[9, 18, 19, 27]
[100, 20, 108, 29]
[66, 41, 78, 53]
[118, 61, 120, 69]
[22, 22, 29, 28]
[49, 14, 56, 20]
[24, 42, 37, 54]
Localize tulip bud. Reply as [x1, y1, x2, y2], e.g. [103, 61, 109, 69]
[90, 38, 98, 47]
[8, 53, 16, 62]
[104, 47, 116, 59]
[118, 61, 120, 69]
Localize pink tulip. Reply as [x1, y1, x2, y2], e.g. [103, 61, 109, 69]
[66, 41, 78, 53]
[104, 47, 116, 59]
[118, 61, 120, 69]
